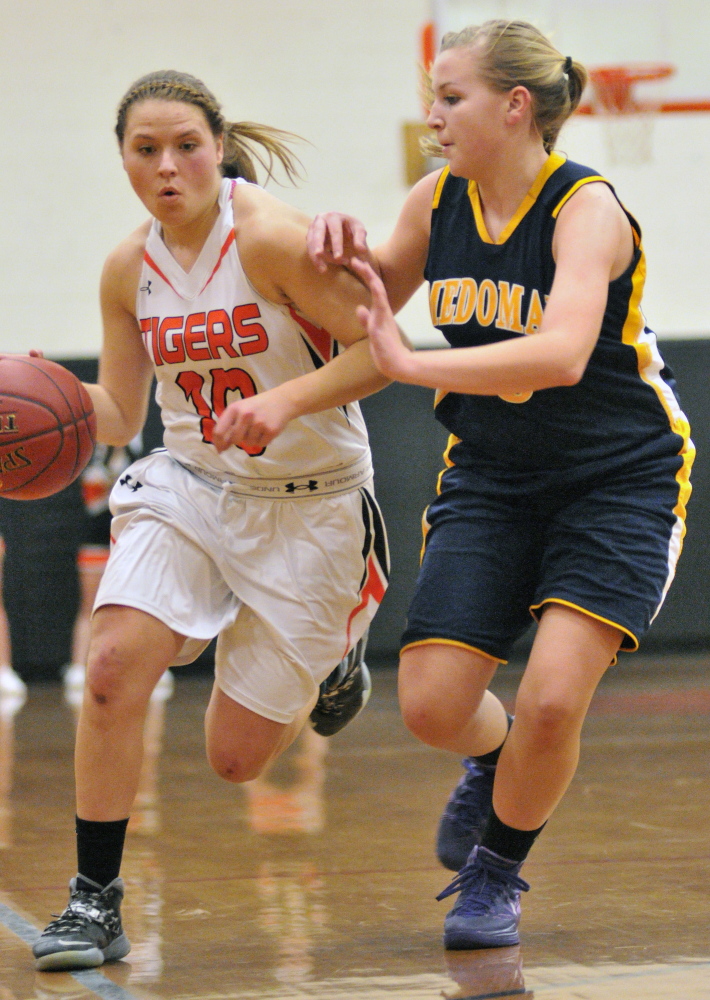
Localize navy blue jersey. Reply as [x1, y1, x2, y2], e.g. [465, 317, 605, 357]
[425, 153, 693, 485]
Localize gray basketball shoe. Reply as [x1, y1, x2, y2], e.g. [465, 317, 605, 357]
[309, 631, 371, 736]
[33, 876, 130, 971]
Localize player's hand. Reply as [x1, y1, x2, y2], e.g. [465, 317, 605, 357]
[307, 212, 371, 273]
[350, 258, 416, 382]
[28, 350, 45, 358]
[212, 390, 297, 454]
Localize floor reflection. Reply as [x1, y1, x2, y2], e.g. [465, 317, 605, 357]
[442, 946, 528, 998]
[245, 726, 328, 836]
[0, 656, 709, 998]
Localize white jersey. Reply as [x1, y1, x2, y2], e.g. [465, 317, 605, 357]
[136, 178, 372, 495]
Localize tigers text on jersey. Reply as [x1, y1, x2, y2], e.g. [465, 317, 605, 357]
[425, 153, 693, 486]
[136, 177, 371, 491]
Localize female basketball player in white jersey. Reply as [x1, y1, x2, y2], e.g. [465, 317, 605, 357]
[33, 70, 389, 972]
[308, 21, 692, 950]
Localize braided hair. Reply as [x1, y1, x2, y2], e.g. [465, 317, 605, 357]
[115, 70, 303, 184]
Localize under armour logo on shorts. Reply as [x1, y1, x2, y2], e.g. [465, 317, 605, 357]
[284, 480, 319, 493]
[119, 475, 143, 493]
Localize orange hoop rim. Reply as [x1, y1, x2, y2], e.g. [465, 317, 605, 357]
[576, 61, 710, 116]
[588, 62, 675, 114]
[590, 62, 675, 87]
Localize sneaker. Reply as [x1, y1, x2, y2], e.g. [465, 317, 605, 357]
[0, 664, 26, 697]
[62, 664, 85, 710]
[437, 845, 530, 950]
[437, 757, 495, 871]
[33, 876, 131, 971]
[309, 631, 371, 737]
[151, 668, 174, 702]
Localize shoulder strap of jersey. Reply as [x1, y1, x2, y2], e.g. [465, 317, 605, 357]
[432, 166, 450, 209]
[540, 158, 609, 217]
[545, 158, 642, 243]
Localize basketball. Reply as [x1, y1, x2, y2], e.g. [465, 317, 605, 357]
[0, 355, 97, 500]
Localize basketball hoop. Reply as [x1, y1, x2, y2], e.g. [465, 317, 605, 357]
[586, 63, 675, 166]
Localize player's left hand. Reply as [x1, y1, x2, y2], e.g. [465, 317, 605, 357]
[212, 390, 297, 453]
[350, 258, 416, 382]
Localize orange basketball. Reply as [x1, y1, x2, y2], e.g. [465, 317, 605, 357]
[0, 356, 97, 500]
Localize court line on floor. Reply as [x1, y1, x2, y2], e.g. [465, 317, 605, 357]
[0, 901, 141, 1000]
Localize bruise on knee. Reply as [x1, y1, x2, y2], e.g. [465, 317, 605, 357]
[209, 752, 266, 784]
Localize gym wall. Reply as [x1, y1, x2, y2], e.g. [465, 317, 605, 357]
[1, 341, 707, 681]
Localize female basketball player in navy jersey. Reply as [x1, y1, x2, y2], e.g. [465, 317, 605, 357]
[33, 70, 390, 972]
[308, 20, 693, 950]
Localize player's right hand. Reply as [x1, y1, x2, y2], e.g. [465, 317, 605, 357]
[212, 388, 298, 454]
[306, 212, 370, 273]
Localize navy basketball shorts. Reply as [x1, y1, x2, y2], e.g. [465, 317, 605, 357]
[401, 454, 687, 662]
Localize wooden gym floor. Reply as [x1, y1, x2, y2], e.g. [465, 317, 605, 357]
[1, 653, 710, 999]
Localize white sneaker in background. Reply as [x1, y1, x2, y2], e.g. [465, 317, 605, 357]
[62, 663, 86, 710]
[62, 662, 86, 692]
[151, 669, 174, 702]
[0, 664, 27, 698]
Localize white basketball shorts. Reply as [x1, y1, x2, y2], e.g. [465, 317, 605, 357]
[94, 451, 389, 723]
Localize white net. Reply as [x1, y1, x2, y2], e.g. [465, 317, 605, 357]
[589, 64, 673, 167]
[598, 111, 656, 167]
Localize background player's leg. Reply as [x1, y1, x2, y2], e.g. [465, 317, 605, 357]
[75, 604, 184, 820]
[205, 682, 317, 783]
[493, 603, 621, 831]
[0, 542, 26, 697]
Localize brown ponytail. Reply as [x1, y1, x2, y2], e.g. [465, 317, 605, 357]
[115, 70, 304, 184]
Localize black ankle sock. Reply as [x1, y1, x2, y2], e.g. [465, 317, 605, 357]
[480, 807, 545, 864]
[473, 712, 514, 767]
[76, 816, 129, 889]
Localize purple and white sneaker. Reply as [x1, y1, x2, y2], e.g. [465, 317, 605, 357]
[436, 757, 496, 871]
[437, 845, 530, 950]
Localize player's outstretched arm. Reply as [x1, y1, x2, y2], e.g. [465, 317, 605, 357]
[306, 169, 439, 315]
[83, 235, 155, 447]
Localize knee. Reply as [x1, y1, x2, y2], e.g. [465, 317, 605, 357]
[400, 692, 481, 748]
[84, 642, 144, 716]
[515, 693, 582, 751]
[401, 698, 450, 746]
[206, 746, 267, 784]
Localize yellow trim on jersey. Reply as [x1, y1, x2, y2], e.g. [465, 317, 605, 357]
[401, 638, 506, 663]
[551, 175, 607, 218]
[436, 434, 460, 495]
[419, 505, 431, 564]
[618, 240, 695, 596]
[434, 387, 449, 408]
[432, 167, 450, 209]
[468, 151, 567, 245]
[529, 598, 638, 651]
